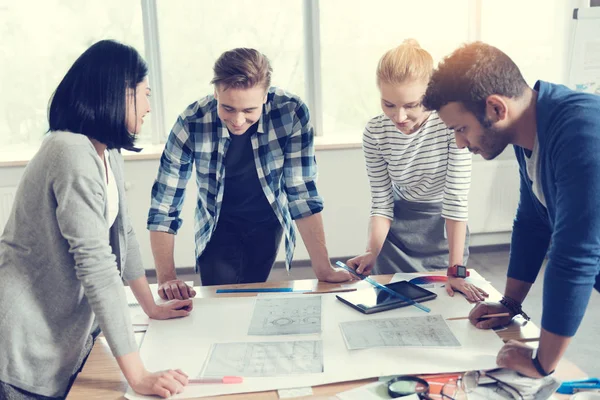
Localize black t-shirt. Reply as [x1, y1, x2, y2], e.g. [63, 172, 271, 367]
[219, 122, 277, 223]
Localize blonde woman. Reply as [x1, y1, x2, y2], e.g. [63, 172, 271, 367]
[346, 39, 487, 301]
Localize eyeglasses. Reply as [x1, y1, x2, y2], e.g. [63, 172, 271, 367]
[387, 369, 524, 400]
[387, 375, 459, 399]
[462, 368, 524, 400]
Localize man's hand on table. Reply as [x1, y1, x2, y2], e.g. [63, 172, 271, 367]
[314, 264, 358, 283]
[496, 340, 544, 378]
[468, 301, 514, 328]
[157, 279, 196, 300]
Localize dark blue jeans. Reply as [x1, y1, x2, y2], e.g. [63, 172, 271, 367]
[198, 217, 284, 286]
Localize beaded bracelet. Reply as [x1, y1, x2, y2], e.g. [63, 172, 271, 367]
[499, 296, 531, 321]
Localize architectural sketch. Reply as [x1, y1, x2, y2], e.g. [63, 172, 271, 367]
[339, 314, 460, 350]
[248, 296, 322, 335]
[201, 340, 324, 377]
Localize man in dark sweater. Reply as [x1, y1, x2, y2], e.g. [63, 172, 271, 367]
[423, 42, 600, 378]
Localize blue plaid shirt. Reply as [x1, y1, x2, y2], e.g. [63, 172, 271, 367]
[148, 87, 323, 269]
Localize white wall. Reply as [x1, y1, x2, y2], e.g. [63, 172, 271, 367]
[115, 149, 520, 270]
[0, 149, 519, 271]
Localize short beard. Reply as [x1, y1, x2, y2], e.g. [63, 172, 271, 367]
[480, 117, 510, 160]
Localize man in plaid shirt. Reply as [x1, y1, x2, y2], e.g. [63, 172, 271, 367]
[148, 48, 352, 298]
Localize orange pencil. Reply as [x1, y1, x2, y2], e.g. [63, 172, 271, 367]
[446, 312, 510, 321]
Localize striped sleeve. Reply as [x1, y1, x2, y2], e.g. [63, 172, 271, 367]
[442, 129, 471, 221]
[363, 121, 394, 220]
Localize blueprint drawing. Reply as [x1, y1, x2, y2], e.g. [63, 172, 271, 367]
[248, 296, 321, 335]
[340, 314, 461, 350]
[201, 340, 324, 377]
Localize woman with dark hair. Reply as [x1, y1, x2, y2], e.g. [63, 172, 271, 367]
[0, 40, 191, 399]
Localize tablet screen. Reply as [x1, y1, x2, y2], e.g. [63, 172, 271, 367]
[336, 280, 436, 313]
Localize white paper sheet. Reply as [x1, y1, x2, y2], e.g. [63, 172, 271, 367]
[339, 315, 460, 350]
[125, 289, 504, 399]
[248, 296, 321, 335]
[201, 340, 323, 377]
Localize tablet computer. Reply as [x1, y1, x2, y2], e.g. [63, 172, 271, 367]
[336, 280, 437, 314]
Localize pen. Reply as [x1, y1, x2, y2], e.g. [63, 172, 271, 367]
[303, 288, 358, 295]
[446, 312, 511, 321]
[189, 376, 243, 384]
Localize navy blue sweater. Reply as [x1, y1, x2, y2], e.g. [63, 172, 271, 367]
[510, 81, 600, 337]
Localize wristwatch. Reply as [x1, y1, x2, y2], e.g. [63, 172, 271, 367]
[447, 264, 470, 278]
[532, 348, 555, 376]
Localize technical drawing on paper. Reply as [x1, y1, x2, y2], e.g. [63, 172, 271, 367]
[339, 314, 461, 350]
[201, 340, 324, 377]
[248, 296, 321, 335]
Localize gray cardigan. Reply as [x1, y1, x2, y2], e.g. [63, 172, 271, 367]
[0, 132, 145, 397]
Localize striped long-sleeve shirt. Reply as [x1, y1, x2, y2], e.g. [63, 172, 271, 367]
[363, 112, 471, 221]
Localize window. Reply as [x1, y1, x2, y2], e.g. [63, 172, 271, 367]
[0, 0, 145, 148]
[156, 0, 306, 135]
[480, 0, 571, 86]
[319, 0, 471, 141]
[0, 0, 580, 152]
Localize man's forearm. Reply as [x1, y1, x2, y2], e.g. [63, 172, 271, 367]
[149, 231, 177, 283]
[445, 219, 467, 267]
[504, 277, 533, 303]
[538, 328, 572, 374]
[295, 213, 331, 277]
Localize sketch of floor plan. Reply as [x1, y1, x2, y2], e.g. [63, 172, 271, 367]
[201, 340, 324, 377]
[339, 314, 461, 350]
[248, 296, 322, 335]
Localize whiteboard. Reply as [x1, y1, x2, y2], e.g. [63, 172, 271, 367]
[567, 7, 600, 94]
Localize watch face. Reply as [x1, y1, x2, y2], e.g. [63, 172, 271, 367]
[457, 265, 466, 276]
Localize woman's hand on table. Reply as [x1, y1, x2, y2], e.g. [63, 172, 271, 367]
[446, 276, 489, 302]
[149, 299, 193, 320]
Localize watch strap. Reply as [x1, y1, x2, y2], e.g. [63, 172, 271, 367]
[532, 351, 555, 376]
[447, 265, 470, 278]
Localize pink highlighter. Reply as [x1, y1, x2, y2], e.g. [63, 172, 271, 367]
[189, 376, 243, 384]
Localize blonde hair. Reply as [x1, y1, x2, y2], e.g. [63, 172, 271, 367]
[376, 39, 433, 86]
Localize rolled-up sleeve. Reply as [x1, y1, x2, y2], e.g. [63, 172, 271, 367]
[147, 116, 194, 234]
[283, 101, 323, 220]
